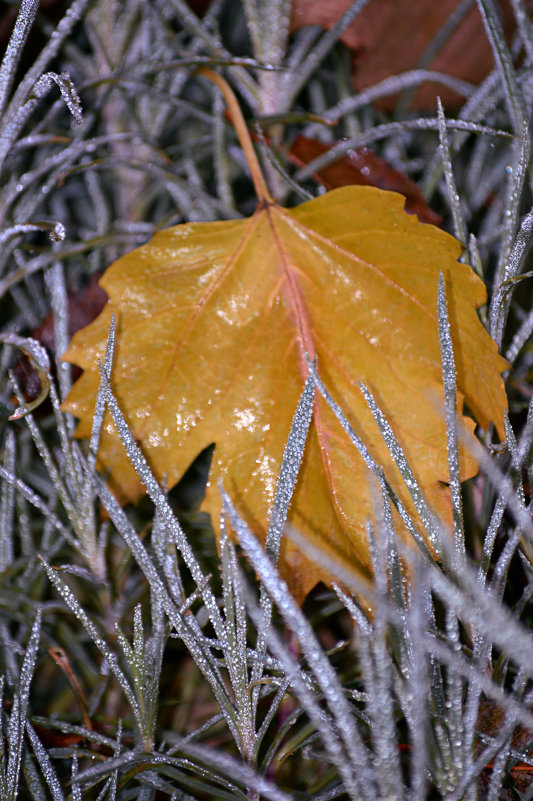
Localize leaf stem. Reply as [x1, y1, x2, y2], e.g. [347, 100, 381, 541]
[198, 67, 273, 204]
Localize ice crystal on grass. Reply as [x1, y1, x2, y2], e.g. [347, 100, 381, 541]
[437, 274, 465, 565]
[3, 611, 41, 801]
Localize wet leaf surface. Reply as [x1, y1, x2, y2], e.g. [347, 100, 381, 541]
[63, 185, 507, 599]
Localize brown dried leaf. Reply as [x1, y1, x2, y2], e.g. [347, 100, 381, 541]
[289, 135, 442, 225]
[291, 0, 516, 110]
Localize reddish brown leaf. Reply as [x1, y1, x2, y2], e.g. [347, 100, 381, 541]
[34, 274, 107, 354]
[477, 697, 533, 798]
[31, 724, 83, 749]
[49, 647, 93, 732]
[290, 135, 442, 225]
[13, 274, 107, 402]
[291, 0, 516, 110]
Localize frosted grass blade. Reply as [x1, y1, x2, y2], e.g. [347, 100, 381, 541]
[305, 358, 437, 562]
[359, 382, 443, 551]
[25, 723, 64, 801]
[437, 274, 465, 566]
[252, 370, 315, 692]
[97, 364, 226, 643]
[222, 489, 377, 801]
[6, 610, 41, 801]
[0, 0, 39, 119]
[437, 100, 468, 245]
[40, 559, 146, 731]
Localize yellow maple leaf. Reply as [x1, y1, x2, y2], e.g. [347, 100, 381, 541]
[62, 71, 507, 600]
